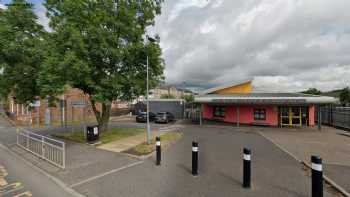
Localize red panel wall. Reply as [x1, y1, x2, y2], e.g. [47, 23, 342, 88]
[224, 106, 237, 122]
[202, 104, 278, 126]
[203, 104, 213, 119]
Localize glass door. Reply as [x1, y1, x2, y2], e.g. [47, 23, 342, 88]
[280, 107, 290, 126]
[291, 107, 301, 126]
[280, 106, 303, 127]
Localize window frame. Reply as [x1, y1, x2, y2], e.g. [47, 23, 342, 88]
[213, 106, 226, 118]
[254, 108, 266, 121]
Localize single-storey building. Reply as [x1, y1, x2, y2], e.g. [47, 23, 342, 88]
[194, 80, 337, 128]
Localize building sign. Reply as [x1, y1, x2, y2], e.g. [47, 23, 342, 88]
[71, 100, 86, 107]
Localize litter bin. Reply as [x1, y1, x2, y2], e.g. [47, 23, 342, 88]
[86, 125, 99, 142]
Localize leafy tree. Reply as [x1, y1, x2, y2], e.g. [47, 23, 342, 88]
[301, 88, 322, 95]
[160, 94, 176, 99]
[182, 94, 194, 102]
[0, 0, 46, 104]
[43, 0, 164, 132]
[339, 87, 350, 106]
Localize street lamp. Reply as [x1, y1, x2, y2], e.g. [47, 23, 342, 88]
[146, 35, 156, 144]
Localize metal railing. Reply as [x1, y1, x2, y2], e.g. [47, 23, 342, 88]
[16, 129, 66, 169]
[317, 106, 350, 130]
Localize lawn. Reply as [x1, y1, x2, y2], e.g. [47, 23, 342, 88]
[54, 127, 145, 144]
[124, 132, 184, 156]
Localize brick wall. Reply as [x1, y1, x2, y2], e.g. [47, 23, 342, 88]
[7, 88, 101, 126]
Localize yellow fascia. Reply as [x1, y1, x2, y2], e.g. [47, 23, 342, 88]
[212, 81, 252, 94]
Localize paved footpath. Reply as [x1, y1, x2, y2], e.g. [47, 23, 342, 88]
[0, 110, 82, 197]
[73, 126, 335, 197]
[259, 126, 350, 194]
[0, 144, 81, 197]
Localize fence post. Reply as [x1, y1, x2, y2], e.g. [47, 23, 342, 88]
[16, 128, 19, 145]
[41, 137, 45, 159]
[26, 131, 29, 149]
[62, 142, 66, 169]
[317, 106, 322, 131]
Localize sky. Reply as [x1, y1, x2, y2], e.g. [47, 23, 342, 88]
[2, 0, 350, 92]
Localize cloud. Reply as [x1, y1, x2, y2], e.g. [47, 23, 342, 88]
[34, 3, 51, 32]
[168, 0, 210, 22]
[0, 3, 7, 9]
[154, 0, 350, 92]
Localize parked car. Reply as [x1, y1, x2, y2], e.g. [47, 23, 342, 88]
[155, 112, 175, 123]
[136, 112, 156, 123]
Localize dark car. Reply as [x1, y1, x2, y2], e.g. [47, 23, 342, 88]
[155, 112, 175, 123]
[136, 112, 156, 123]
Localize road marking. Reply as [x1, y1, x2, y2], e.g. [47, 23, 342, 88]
[13, 191, 33, 197]
[0, 178, 7, 187]
[0, 165, 8, 187]
[0, 166, 8, 178]
[70, 160, 144, 188]
[0, 182, 23, 195]
[0, 143, 86, 197]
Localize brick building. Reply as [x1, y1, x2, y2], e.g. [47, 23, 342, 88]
[6, 88, 100, 126]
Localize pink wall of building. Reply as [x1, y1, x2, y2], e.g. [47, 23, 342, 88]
[203, 104, 213, 119]
[309, 105, 315, 126]
[202, 104, 278, 126]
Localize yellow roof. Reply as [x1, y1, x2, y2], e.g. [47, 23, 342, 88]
[202, 79, 253, 95]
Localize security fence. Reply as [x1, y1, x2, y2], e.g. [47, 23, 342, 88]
[17, 129, 66, 169]
[318, 106, 350, 130]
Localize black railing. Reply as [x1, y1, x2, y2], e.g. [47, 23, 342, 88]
[316, 106, 350, 130]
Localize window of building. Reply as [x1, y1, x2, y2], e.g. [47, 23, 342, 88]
[213, 106, 225, 118]
[254, 109, 266, 120]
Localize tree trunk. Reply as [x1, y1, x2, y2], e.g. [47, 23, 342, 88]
[90, 98, 111, 133]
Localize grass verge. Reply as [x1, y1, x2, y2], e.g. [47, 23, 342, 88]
[124, 132, 183, 156]
[54, 128, 145, 144]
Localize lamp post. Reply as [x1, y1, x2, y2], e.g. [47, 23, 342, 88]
[146, 35, 156, 144]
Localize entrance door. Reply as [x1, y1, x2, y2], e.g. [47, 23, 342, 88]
[280, 107, 290, 126]
[280, 106, 304, 127]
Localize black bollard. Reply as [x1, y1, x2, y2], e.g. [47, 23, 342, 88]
[311, 155, 323, 197]
[192, 141, 198, 176]
[243, 148, 251, 188]
[156, 136, 161, 165]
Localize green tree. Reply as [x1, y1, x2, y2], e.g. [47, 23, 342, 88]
[160, 94, 176, 99]
[182, 94, 194, 102]
[339, 87, 350, 106]
[0, 0, 46, 104]
[301, 88, 322, 95]
[43, 0, 164, 132]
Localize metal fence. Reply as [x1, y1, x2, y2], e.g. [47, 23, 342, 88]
[318, 106, 350, 130]
[17, 129, 66, 169]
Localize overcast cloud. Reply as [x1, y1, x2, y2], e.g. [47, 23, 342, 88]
[4, 0, 350, 92]
[153, 0, 350, 92]
[0, 3, 6, 9]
